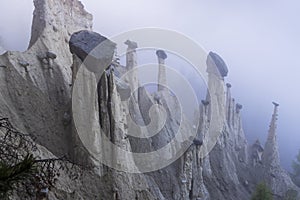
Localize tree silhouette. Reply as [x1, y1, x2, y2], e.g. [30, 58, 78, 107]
[251, 182, 273, 200]
[0, 117, 64, 199]
[291, 149, 300, 187]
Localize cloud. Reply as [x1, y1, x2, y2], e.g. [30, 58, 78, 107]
[0, 0, 33, 51]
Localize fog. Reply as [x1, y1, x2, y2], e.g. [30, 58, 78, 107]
[0, 0, 300, 170]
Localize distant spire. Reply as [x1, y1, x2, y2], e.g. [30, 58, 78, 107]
[206, 52, 228, 77]
[156, 50, 168, 92]
[124, 40, 139, 101]
[262, 102, 280, 167]
[125, 40, 138, 51]
[125, 40, 138, 69]
[272, 101, 279, 107]
[225, 83, 232, 126]
[268, 102, 279, 141]
[236, 104, 243, 114]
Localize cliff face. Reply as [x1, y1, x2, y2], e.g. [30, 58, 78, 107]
[0, 0, 93, 158]
[0, 0, 299, 199]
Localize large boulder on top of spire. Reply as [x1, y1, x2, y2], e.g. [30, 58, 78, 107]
[207, 52, 228, 77]
[69, 30, 116, 73]
[156, 50, 168, 60]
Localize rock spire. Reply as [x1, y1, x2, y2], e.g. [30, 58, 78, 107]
[156, 49, 167, 92]
[124, 40, 139, 100]
[263, 102, 280, 167]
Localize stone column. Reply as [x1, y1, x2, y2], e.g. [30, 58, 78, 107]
[124, 40, 139, 101]
[236, 103, 243, 114]
[201, 100, 210, 116]
[205, 52, 226, 124]
[156, 50, 168, 92]
[262, 102, 280, 167]
[226, 83, 232, 126]
[267, 102, 279, 142]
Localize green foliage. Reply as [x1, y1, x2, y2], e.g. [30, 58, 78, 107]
[284, 189, 298, 200]
[291, 149, 300, 187]
[251, 183, 273, 200]
[0, 117, 67, 199]
[292, 150, 300, 175]
[0, 154, 37, 199]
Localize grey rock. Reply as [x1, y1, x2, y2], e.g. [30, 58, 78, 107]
[153, 93, 161, 104]
[156, 50, 167, 60]
[193, 138, 203, 146]
[115, 76, 131, 101]
[226, 83, 232, 88]
[125, 40, 138, 49]
[272, 101, 279, 107]
[63, 112, 71, 126]
[208, 52, 228, 77]
[18, 60, 29, 67]
[46, 51, 57, 59]
[253, 140, 264, 152]
[36, 53, 49, 64]
[201, 100, 210, 106]
[236, 103, 243, 111]
[69, 30, 116, 73]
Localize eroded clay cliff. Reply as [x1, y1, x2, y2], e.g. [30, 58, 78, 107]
[0, 0, 299, 200]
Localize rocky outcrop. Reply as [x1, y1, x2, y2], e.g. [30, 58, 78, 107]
[0, 0, 94, 159]
[29, 0, 93, 49]
[0, 0, 299, 200]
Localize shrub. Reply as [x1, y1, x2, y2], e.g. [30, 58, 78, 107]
[251, 182, 273, 200]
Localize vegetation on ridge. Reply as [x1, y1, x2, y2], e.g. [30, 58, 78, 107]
[0, 117, 67, 199]
[291, 149, 300, 187]
[251, 183, 273, 200]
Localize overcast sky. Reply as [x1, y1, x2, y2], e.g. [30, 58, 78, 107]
[0, 0, 299, 170]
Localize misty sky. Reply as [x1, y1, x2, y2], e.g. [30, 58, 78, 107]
[0, 0, 300, 170]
